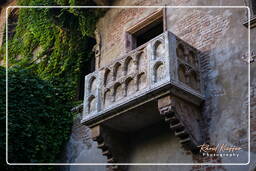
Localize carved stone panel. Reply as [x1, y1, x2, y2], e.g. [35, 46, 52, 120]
[97, 47, 151, 111]
[88, 96, 96, 113]
[104, 68, 112, 86]
[125, 77, 136, 96]
[83, 71, 101, 118]
[124, 56, 135, 76]
[175, 39, 202, 94]
[136, 51, 147, 71]
[114, 83, 123, 101]
[104, 89, 112, 108]
[154, 40, 165, 59]
[89, 77, 97, 93]
[82, 31, 204, 124]
[113, 62, 122, 81]
[137, 72, 147, 91]
[154, 62, 166, 82]
[82, 31, 206, 158]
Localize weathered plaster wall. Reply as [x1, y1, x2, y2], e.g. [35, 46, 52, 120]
[62, 114, 107, 171]
[166, 6, 249, 161]
[126, 124, 194, 170]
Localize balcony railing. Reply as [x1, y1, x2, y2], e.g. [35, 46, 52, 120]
[82, 31, 204, 124]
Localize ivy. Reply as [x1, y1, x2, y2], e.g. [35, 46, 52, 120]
[0, 0, 105, 169]
[0, 66, 73, 170]
[1, 0, 105, 101]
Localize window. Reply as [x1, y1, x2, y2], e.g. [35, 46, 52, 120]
[125, 9, 165, 51]
[133, 18, 163, 48]
[0, 0, 8, 6]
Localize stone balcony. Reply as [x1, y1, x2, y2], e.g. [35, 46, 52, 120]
[82, 31, 204, 125]
[81, 31, 205, 165]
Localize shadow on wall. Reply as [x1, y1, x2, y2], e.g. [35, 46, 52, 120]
[61, 114, 107, 171]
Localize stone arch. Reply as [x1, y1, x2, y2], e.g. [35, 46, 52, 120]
[190, 71, 199, 90]
[113, 82, 123, 101]
[137, 72, 147, 91]
[125, 77, 136, 96]
[136, 51, 146, 71]
[88, 76, 96, 93]
[153, 40, 165, 59]
[153, 61, 165, 83]
[124, 56, 134, 75]
[113, 62, 122, 81]
[176, 44, 185, 61]
[104, 68, 111, 86]
[188, 51, 198, 68]
[178, 64, 186, 83]
[88, 95, 96, 113]
[103, 89, 112, 108]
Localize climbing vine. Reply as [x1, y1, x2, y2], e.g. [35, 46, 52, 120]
[0, 0, 105, 169]
[1, 66, 73, 164]
[2, 0, 105, 100]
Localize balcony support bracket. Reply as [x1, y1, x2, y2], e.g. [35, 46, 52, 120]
[157, 95, 203, 153]
[91, 125, 128, 171]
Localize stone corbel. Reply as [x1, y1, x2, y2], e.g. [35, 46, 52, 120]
[91, 125, 128, 171]
[158, 95, 203, 153]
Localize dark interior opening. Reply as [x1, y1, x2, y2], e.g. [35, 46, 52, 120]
[0, 0, 8, 6]
[133, 18, 163, 48]
[77, 37, 96, 100]
[252, 0, 256, 15]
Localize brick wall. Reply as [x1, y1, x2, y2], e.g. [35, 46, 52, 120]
[66, 0, 255, 169]
[97, 7, 153, 66]
[104, 8, 145, 51]
[95, 0, 251, 166]
[171, 9, 230, 52]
